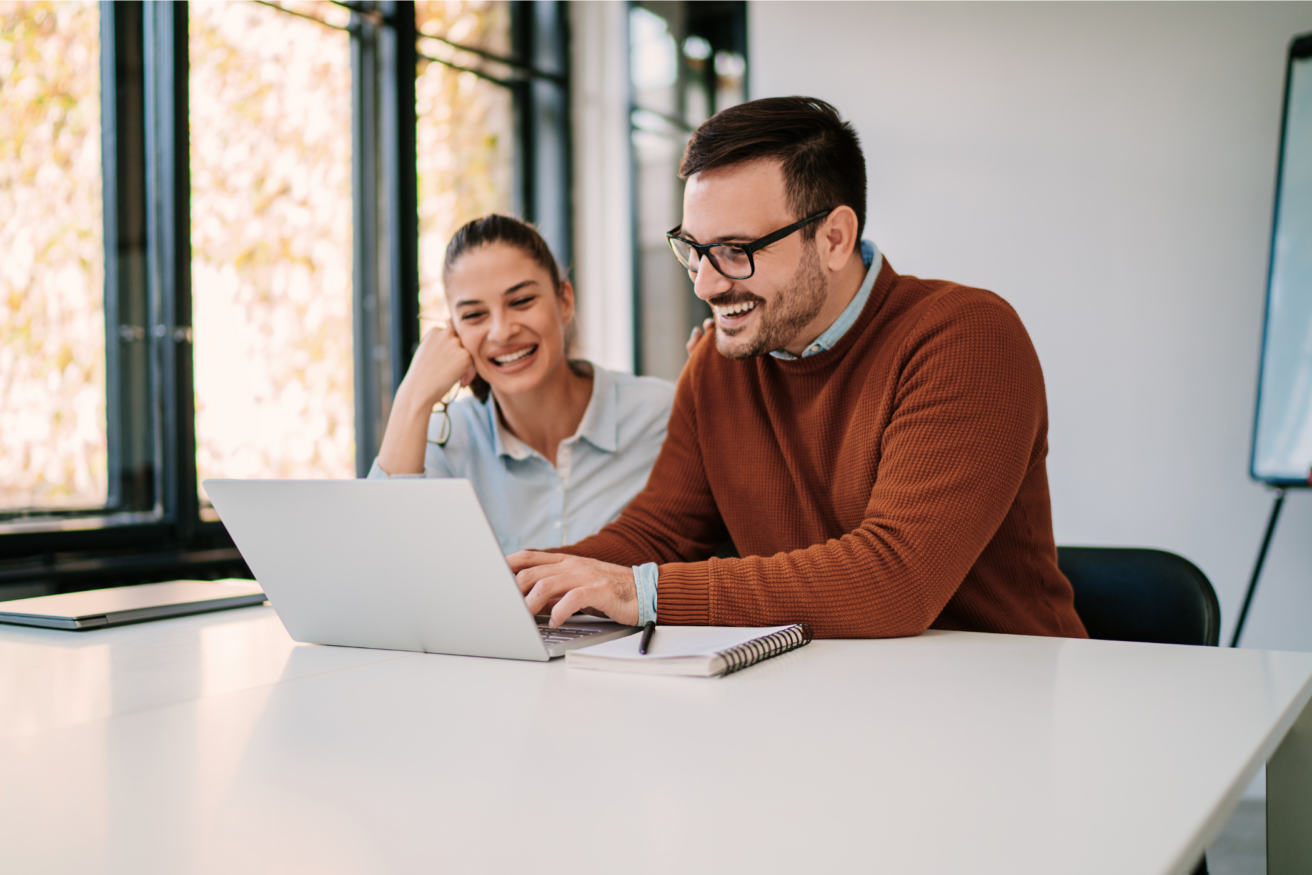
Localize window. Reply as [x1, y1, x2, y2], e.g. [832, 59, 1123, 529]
[0, 2, 106, 513]
[0, 1, 571, 595]
[189, 1, 356, 499]
[628, 1, 746, 380]
[414, 1, 513, 329]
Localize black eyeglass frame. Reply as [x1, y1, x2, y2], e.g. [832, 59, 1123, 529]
[665, 208, 835, 280]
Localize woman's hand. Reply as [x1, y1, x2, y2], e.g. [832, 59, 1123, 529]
[687, 317, 713, 356]
[398, 325, 477, 410]
[376, 325, 476, 475]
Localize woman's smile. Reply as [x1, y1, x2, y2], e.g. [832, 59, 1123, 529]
[489, 343, 540, 372]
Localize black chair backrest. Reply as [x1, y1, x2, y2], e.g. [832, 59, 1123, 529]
[1056, 547, 1221, 647]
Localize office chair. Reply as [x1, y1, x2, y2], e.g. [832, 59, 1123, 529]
[1057, 546, 1220, 647]
[1057, 546, 1221, 875]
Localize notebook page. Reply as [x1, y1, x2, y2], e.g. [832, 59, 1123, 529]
[572, 625, 796, 660]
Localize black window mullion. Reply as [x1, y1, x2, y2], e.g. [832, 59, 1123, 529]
[509, 1, 570, 267]
[143, 1, 196, 537]
[101, 0, 124, 511]
[351, 6, 385, 476]
[510, 2, 534, 225]
[531, 1, 570, 267]
[102, 1, 154, 518]
[380, 1, 420, 398]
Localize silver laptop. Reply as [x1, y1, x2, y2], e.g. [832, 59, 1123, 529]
[0, 579, 268, 630]
[202, 478, 638, 661]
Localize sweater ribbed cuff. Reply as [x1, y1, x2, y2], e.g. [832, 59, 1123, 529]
[653, 563, 710, 626]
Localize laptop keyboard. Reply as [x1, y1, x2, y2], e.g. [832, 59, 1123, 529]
[538, 625, 607, 646]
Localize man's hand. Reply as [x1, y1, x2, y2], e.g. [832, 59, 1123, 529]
[507, 551, 640, 627]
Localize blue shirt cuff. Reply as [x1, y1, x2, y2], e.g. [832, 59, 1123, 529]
[632, 562, 659, 626]
[366, 458, 425, 479]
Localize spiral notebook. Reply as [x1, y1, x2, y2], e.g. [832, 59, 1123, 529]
[565, 624, 813, 677]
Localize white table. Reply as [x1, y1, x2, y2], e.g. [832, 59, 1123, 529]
[2, 605, 1310, 875]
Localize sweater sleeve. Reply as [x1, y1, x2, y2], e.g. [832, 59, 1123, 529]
[554, 343, 730, 569]
[656, 296, 1049, 636]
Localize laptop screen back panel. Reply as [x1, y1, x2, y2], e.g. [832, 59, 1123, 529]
[204, 479, 549, 661]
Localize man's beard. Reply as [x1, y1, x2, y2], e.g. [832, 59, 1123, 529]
[714, 243, 828, 360]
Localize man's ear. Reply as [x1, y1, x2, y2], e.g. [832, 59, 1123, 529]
[819, 205, 859, 273]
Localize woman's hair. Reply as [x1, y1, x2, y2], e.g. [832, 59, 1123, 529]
[442, 215, 572, 403]
[443, 214, 563, 292]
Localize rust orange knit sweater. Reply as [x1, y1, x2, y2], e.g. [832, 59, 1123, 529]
[561, 260, 1087, 639]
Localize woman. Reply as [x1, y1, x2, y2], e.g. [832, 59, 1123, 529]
[369, 215, 675, 555]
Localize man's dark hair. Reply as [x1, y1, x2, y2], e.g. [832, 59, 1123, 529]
[679, 96, 866, 239]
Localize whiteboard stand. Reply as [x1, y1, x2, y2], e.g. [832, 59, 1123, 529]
[1231, 486, 1289, 647]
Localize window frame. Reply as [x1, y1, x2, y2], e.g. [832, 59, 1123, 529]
[0, 0, 572, 595]
[626, 0, 747, 378]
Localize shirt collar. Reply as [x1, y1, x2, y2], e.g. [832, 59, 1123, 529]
[491, 363, 618, 461]
[571, 363, 618, 453]
[770, 238, 882, 360]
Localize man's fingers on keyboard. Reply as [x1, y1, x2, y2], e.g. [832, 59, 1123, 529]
[517, 554, 596, 595]
[548, 587, 608, 629]
[525, 570, 579, 615]
[523, 578, 553, 614]
[506, 550, 564, 574]
[549, 589, 597, 628]
[515, 561, 564, 594]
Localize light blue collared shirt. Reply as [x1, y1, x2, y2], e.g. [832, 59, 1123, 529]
[632, 239, 882, 625]
[768, 239, 881, 360]
[368, 363, 675, 556]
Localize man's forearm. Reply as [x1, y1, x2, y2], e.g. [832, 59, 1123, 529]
[651, 527, 969, 637]
[550, 502, 726, 567]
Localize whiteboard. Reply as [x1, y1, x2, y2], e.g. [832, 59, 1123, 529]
[1253, 38, 1312, 485]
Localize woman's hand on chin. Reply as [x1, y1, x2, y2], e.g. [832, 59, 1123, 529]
[377, 325, 476, 474]
[399, 324, 477, 410]
[686, 317, 713, 356]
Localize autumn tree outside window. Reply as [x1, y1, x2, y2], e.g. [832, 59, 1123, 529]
[0, 0, 571, 594]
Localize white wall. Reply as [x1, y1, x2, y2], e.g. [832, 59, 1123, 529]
[751, 1, 1312, 652]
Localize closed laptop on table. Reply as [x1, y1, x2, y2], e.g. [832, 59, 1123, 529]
[0, 579, 267, 630]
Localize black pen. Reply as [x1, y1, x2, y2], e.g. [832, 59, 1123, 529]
[638, 620, 656, 654]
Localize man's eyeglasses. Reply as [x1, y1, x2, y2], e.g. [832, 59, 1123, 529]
[666, 208, 833, 281]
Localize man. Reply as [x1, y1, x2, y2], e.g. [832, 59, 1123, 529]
[510, 96, 1087, 639]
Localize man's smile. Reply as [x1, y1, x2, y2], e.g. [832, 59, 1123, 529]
[709, 295, 763, 332]
[712, 300, 757, 318]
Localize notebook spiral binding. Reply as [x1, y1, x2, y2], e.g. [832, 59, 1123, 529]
[716, 623, 814, 676]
